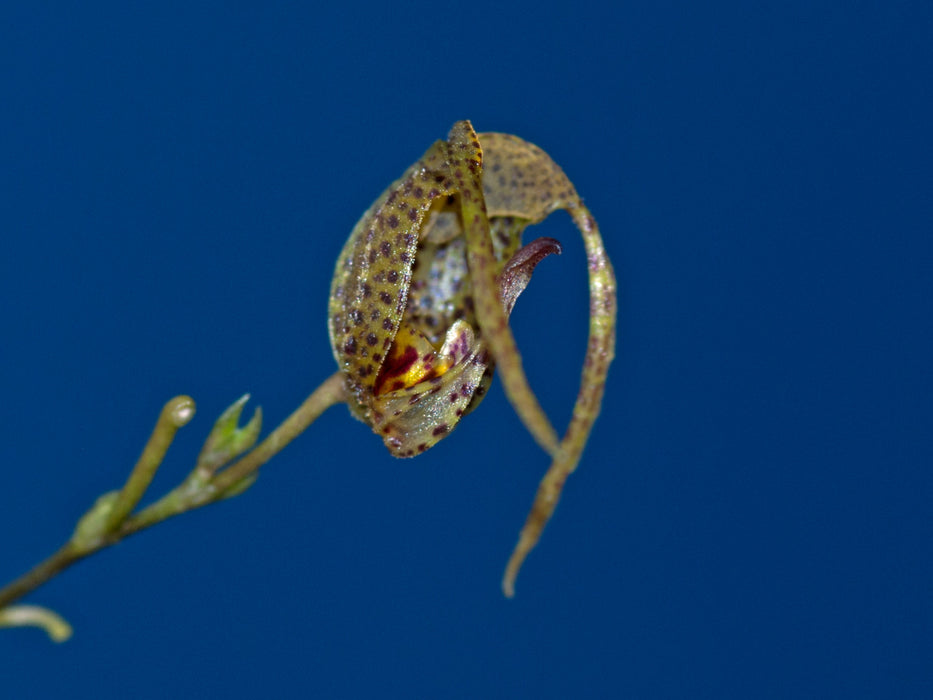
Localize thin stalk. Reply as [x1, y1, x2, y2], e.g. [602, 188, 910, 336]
[104, 396, 195, 531]
[210, 371, 346, 494]
[0, 544, 84, 611]
[0, 373, 346, 612]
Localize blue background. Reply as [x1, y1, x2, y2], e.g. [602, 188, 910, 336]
[2, 2, 931, 697]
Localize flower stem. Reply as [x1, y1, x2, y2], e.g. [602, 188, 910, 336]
[0, 373, 346, 613]
[104, 396, 196, 531]
[0, 544, 84, 611]
[210, 371, 346, 495]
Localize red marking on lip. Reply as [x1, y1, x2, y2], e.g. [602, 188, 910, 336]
[374, 345, 418, 395]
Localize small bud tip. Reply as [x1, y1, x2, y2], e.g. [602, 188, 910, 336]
[167, 396, 196, 427]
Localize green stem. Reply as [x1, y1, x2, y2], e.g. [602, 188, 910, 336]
[0, 544, 84, 611]
[0, 603, 74, 642]
[104, 396, 196, 531]
[210, 371, 346, 495]
[0, 373, 346, 612]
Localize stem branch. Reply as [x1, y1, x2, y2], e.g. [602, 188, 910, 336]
[0, 373, 346, 613]
[105, 396, 195, 531]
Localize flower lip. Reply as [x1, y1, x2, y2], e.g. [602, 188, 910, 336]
[373, 326, 450, 396]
